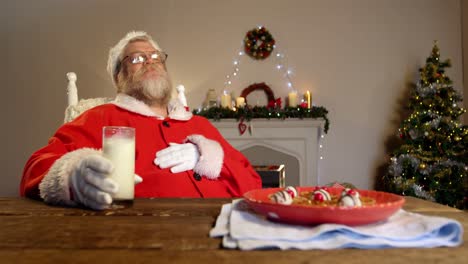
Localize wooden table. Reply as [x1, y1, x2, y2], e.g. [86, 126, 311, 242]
[0, 197, 466, 264]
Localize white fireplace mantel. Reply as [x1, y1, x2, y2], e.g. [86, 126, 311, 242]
[210, 118, 324, 186]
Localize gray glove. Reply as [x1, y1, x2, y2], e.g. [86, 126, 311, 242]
[69, 154, 144, 210]
[69, 153, 144, 210]
[154, 143, 200, 173]
[69, 154, 118, 210]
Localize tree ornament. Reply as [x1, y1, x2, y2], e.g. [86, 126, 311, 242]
[419, 163, 427, 170]
[409, 130, 418, 139]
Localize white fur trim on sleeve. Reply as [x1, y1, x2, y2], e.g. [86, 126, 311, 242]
[186, 135, 224, 180]
[39, 148, 101, 206]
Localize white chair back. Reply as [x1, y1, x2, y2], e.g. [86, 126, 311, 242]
[64, 72, 112, 123]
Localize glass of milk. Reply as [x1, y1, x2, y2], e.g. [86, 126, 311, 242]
[102, 126, 135, 203]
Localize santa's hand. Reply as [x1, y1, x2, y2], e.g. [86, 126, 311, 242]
[69, 154, 118, 210]
[154, 143, 200, 173]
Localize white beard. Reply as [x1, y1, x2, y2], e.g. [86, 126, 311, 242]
[123, 69, 173, 105]
[140, 75, 172, 102]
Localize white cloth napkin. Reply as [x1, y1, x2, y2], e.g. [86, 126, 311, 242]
[209, 199, 463, 250]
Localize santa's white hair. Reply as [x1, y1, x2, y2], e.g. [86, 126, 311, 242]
[107, 31, 162, 86]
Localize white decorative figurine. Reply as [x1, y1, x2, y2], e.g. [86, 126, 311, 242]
[176, 84, 188, 107]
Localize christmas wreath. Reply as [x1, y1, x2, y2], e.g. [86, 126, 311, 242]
[240, 83, 276, 105]
[244, 27, 275, 60]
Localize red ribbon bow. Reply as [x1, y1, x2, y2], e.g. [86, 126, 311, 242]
[267, 98, 282, 109]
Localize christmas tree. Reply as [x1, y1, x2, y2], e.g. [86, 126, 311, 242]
[382, 41, 468, 209]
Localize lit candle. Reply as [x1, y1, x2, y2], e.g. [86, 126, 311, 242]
[221, 91, 232, 108]
[305, 90, 311, 108]
[236, 97, 245, 108]
[288, 91, 298, 107]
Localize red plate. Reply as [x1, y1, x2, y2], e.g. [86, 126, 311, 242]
[243, 187, 405, 226]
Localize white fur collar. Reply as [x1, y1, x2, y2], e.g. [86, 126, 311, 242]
[112, 93, 192, 121]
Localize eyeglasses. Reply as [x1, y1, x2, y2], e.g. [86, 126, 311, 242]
[122, 51, 168, 65]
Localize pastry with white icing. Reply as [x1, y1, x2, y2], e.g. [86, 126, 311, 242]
[338, 188, 362, 207]
[311, 187, 332, 202]
[270, 186, 298, 205]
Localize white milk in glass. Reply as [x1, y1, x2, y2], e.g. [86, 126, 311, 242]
[102, 127, 135, 201]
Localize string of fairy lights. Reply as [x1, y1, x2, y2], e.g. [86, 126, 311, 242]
[222, 41, 297, 96]
[220, 26, 327, 182]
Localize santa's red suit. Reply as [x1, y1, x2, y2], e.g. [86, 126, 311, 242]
[20, 93, 262, 206]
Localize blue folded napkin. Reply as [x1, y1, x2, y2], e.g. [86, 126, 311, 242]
[209, 199, 463, 250]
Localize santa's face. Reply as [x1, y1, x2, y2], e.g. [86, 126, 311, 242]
[118, 40, 173, 105]
[122, 41, 166, 79]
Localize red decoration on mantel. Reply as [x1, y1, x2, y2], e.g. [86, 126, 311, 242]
[240, 82, 276, 106]
[267, 98, 282, 109]
[238, 119, 247, 135]
[238, 117, 253, 136]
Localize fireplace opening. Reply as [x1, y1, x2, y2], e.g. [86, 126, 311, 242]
[241, 145, 300, 186]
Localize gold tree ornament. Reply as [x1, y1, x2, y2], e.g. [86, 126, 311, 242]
[419, 163, 427, 170]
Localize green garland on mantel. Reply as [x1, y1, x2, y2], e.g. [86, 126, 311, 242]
[194, 106, 330, 133]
